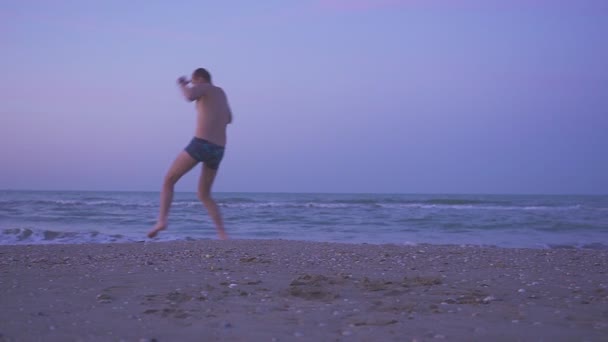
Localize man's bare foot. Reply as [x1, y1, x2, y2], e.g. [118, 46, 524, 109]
[147, 221, 167, 238]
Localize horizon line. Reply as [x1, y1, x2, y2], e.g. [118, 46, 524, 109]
[1, 188, 606, 197]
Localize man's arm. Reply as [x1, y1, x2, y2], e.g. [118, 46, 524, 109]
[180, 83, 207, 102]
[177, 77, 207, 102]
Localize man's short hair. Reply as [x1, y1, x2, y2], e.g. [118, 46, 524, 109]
[193, 68, 212, 82]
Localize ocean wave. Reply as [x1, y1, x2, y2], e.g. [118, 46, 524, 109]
[422, 199, 491, 205]
[207, 201, 588, 211]
[217, 202, 355, 209]
[0, 199, 157, 208]
[1, 227, 606, 250]
[221, 197, 258, 203]
[327, 198, 380, 205]
[0, 198, 593, 212]
[522, 205, 582, 210]
[376, 203, 585, 211]
[0, 228, 136, 245]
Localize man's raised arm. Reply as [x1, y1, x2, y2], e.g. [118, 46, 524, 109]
[178, 78, 207, 102]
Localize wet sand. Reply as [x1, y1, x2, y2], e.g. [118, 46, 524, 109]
[1, 240, 606, 341]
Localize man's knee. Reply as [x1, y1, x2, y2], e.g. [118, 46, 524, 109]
[163, 173, 180, 187]
[197, 191, 212, 204]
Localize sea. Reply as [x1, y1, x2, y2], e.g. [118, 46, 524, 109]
[1, 191, 607, 249]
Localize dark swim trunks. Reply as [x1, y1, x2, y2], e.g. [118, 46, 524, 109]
[184, 137, 225, 170]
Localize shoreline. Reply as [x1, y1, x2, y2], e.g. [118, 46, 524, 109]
[2, 229, 607, 250]
[1, 239, 607, 341]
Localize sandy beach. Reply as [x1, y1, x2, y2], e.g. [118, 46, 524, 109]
[1, 240, 606, 341]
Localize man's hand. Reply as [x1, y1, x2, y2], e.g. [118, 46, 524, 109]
[177, 76, 190, 86]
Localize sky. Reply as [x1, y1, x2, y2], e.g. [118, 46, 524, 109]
[1, 0, 607, 194]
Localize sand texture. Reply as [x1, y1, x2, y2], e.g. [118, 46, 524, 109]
[1, 240, 607, 341]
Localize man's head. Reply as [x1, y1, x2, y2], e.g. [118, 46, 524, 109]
[191, 68, 212, 84]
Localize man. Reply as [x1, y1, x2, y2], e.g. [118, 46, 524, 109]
[148, 68, 232, 240]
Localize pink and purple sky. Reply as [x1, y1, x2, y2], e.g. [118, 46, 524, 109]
[1, 0, 607, 194]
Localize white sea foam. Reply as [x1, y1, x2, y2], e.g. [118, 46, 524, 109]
[0, 228, 137, 245]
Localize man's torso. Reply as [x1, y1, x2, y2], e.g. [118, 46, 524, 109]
[194, 84, 231, 146]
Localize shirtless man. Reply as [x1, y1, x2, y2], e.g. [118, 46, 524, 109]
[148, 68, 232, 239]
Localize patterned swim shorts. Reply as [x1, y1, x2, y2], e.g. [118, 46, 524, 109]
[184, 137, 225, 170]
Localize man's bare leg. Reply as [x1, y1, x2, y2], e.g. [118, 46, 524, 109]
[148, 151, 198, 238]
[197, 164, 227, 240]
